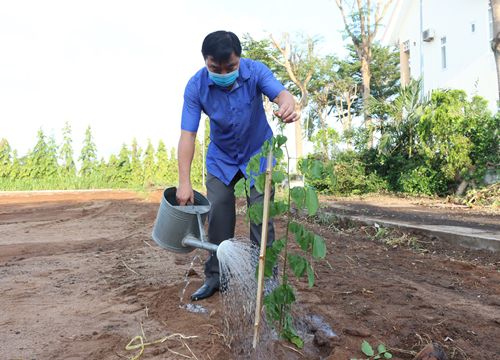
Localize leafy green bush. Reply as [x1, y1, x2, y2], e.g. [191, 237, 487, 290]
[329, 151, 387, 195]
[397, 166, 447, 195]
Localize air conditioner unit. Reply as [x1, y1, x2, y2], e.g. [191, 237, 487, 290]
[422, 29, 435, 42]
[402, 40, 410, 52]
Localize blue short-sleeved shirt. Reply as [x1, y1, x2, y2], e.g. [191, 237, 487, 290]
[181, 58, 285, 185]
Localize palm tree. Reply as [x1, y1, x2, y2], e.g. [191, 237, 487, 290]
[373, 79, 426, 158]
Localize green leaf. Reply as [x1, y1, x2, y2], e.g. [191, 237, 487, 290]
[272, 238, 286, 252]
[273, 147, 284, 160]
[290, 335, 304, 349]
[306, 263, 315, 288]
[263, 291, 281, 321]
[361, 340, 374, 357]
[290, 186, 305, 208]
[269, 284, 295, 305]
[374, 355, 381, 360]
[295, 227, 312, 252]
[288, 254, 307, 277]
[282, 314, 304, 348]
[272, 170, 285, 184]
[246, 155, 261, 175]
[275, 134, 287, 147]
[260, 239, 285, 278]
[305, 187, 319, 216]
[312, 235, 326, 259]
[384, 352, 393, 359]
[248, 203, 263, 225]
[310, 160, 323, 179]
[270, 201, 288, 217]
[377, 344, 387, 353]
[255, 173, 266, 194]
[288, 221, 302, 234]
[264, 257, 275, 277]
[298, 158, 308, 175]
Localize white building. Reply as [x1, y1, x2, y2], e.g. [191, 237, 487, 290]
[382, 0, 498, 112]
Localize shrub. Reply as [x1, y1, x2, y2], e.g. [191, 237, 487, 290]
[397, 165, 447, 195]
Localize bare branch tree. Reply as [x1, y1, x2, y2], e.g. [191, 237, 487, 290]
[335, 0, 394, 147]
[269, 33, 316, 161]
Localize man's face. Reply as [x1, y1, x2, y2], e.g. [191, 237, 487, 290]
[205, 52, 240, 74]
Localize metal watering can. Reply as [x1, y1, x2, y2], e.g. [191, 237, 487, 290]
[151, 187, 218, 253]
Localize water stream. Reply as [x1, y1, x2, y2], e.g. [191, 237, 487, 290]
[179, 254, 209, 314]
[216, 237, 277, 356]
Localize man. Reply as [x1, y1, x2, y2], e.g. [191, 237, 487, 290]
[176, 30, 296, 301]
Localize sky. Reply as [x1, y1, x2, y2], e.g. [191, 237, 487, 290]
[0, 0, 347, 159]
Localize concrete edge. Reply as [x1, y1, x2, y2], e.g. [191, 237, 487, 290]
[321, 211, 500, 252]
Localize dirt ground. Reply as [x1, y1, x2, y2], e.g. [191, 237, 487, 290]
[1, 190, 499, 360]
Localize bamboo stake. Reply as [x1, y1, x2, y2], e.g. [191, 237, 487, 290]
[253, 149, 274, 348]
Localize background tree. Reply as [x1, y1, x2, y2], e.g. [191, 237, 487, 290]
[10, 150, 22, 179]
[59, 121, 76, 177]
[130, 138, 143, 186]
[27, 129, 59, 179]
[335, 0, 395, 147]
[241, 34, 278, 69]
[418, 90, 498, 194]
[269, 33, 318, 161]
[116, 144, 132, 184]
[243, 33, 323, 166]
[332, 59, 359, 149]
[370, 79, 429, 191]
[143, 139, 155, 187]
[105, 154, 121, 184]
[366, 44, 401, 132]
[307, 56, 337, 159]
[167, 147, 178, 185]
[375, 79, 425, 159]
[155, 140, 169, 185]
[190, 138, 205, 189]
[0, 138, 12, 178]
[79, 126, 97, 177]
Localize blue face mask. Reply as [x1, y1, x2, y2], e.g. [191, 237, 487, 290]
[208, 69, 239, 87]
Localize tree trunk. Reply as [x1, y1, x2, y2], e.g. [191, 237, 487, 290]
[318, 110, 329, 159]
[360, 55, 373, 147]
[491, 0, 500, 106]
[345, 91, 353, 151]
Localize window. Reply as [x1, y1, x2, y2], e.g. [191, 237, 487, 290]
[441, 37, 447, 69]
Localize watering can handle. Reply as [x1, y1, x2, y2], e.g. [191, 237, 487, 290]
[196, 212, 207, 242]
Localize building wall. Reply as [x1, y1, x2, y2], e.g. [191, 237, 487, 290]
[387, 0, 497, 111]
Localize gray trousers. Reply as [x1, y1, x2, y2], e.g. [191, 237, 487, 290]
[204, 171, 275, 286]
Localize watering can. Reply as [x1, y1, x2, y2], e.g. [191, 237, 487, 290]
[151, 187, 218, 253]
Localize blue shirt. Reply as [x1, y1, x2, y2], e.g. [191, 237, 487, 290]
[181, 58, 285, 185]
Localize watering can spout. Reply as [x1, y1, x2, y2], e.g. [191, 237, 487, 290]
[182, 235, 218, 252]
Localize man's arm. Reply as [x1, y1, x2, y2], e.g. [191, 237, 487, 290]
[273, 90, 297, 123]
[176, 130, 197, 205]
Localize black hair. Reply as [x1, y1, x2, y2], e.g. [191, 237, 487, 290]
[201, 30, 242, 62]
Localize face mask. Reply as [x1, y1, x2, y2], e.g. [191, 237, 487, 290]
[208, 69, 239, 87]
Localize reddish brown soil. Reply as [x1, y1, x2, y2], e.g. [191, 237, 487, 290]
[1, 190, 499, 359]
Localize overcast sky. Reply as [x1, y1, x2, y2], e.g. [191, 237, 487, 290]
[0, 0, 346, 159]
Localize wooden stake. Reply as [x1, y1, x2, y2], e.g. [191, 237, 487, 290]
[253, 150, 274, 349]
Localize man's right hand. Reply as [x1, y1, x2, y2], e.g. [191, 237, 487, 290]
[176, 183, 194, 205]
